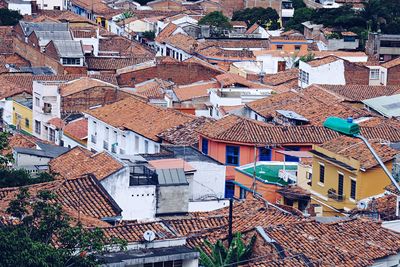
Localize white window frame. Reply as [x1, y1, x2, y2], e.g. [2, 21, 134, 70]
[317, 162, 325, 187]
[369, 69, 379, 80]
[349, 176, 357, 202]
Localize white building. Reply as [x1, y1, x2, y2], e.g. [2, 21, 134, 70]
[84, 96, 192, 156]
[8, 0, 32, 15]
[36, 0, 68, 10]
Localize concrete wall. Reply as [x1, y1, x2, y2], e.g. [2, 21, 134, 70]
[299, 60, 345, 88]
[101, 167, 157, 220]
[14, 153, 51, 167]
[86, 116, 161, 155]
[156, 185, 189, 215]
[8, 2, 32, 15]
[189, 161, 226, 200]
[188, 199, 230, 212]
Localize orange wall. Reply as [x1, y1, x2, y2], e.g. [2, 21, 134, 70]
[270, 43, 308, 52]
[234, 170, 282, 203]
[200, 136, 312, 180]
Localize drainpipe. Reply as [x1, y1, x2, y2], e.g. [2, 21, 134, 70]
[228, 198, 233, 245]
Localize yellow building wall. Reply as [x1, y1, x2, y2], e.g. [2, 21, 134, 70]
[12, 101, 33, 134]
[311, 151, 393, 216]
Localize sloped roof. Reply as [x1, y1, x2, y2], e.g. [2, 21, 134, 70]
[318, 135, 398, 169]
[382, 57, 400, 69]
[59, 77, 116, 96]
[49, 146, 124, 181]
[52, 40, 84, 58]
[63, 118, 88, 141]
[173, 80, 217, 101]
[85, 96, 193, 141]
[306, 55, 341, 67]
[216, 73, 264, 88]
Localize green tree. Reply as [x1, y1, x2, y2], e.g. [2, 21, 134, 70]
[198, 11, 232, 30]
[142, 30, 155, 40]
[285, 7, 314, 32]
[291, 0, 306, 9]
[232, 7, 280, 29]
[0, 9, 22, 26]
[1, 188, 126, 266]
[197, 232, 256, 267]
[0, 169, 54, 188]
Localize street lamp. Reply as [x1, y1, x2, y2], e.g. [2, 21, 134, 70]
[323, 116, 400, 193]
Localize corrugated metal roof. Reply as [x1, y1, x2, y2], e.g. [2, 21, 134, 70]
[276, 110, 309, 122]
[53, 40, 84, 58]
[36, 30, 72, 46]
[156, 168, 188, 185]
[363, 94, 400, 118]
[20, 21, 69, 36]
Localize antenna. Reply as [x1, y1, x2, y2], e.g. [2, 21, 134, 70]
[143, 230, 156, 242]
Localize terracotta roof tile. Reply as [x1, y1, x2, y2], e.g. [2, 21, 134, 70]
[246, 90, 369, 125]
[162, 33, 198, 54]
[63, 118, 88, 141]
[86, 96, 193, 141]
[86, 57, 152, 71]
[318, 136, 398, 170]
[155, 22, 178, 43]
[382, 57, 400, 69]
[318, 84, 400, 102]
[306, 55, 341, 67]
[263, 69, 299, 86]
[158, 116, 215, 146]
[2, 133, 38, 156]
[352, 193, 398, 221]
[216, 73, 264, 88]
[59, 77, 117, 96]
[98, 36, 155, 57]
[49, 146, 124, 181]
[134, 78, 174, 99]
[47, 118, 65, 129]
[245, 23, 259, 34]
[0, 174, 121, 224]
[173, 80, 218, 101]
[230, 21, 247, 27]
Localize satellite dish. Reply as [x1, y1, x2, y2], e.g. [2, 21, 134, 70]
[143, 230, 156, 242]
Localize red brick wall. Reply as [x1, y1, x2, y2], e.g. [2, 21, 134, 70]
[27, 32, 40, 51]
[117, 62, 223, 86]
[61, 87, 131, 116]
[63, 66, 88, 75]
[343, 61, 369, 85]
[43, 41, 59, 61]
[387, 65, 400, 85]
[13, 23, 25, 42]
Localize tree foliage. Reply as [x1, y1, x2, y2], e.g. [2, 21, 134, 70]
[0, 169, 54, 188]
[142, 30, 155, 40]
[197, 232, 256, 267]
[1, 188, 126, 266]
[233, 7, 280, 30]
[198, 11, 232, 30]
[0, 9, 22, 26]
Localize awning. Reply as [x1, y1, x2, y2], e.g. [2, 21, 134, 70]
[276, 150, 312, 158]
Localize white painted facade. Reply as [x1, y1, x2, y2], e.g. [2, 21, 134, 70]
[208, 88, 273, 118]
[61, 133, 84, 149]
[188, 199, 230, 212]
[32, 81, 61, 141]
[1, 99, 14, 127]
[12, 151, 52, 167]
[298, 59, 345, 88]
[36, 0, 67, 10]
[188, 160, 226, 201]
[72, 31, 100, 56]
[100, 166, 157, 220]
[8, 0, 32, 15]
[85, 115, 161, 155]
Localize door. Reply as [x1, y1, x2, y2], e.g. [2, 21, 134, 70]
[278, 61, 286, 72]
[338, 173, 344, 198]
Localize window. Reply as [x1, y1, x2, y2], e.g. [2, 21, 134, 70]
[135, 136, 139, 152]
[49, 129, 55, 142]
[144, 140, 149, 153]
[259, 147, 271, 161]
[350, 178, 356, 200]
[43, 103, 52, 113]
[369, 69, 379, 80]
[319, 164, 325, 184]
[35, 120, 41, 134]
[201, 138, 208, 155]
[53, 6, 60, 10]
[43, 3, 48, 7]
[343, 36, 356, 42]
[295, 45, 301, 51]
[226, 145, 240, 166]
[254, 113, 258, 120]
[25, 118, 29, 128]
[338, 173, 344, 197]
[277, 45, 283, 50]
[300, 70, 309, 84]
[62, 58, 81, 65]
[35, 97, 40, 107]
[239, 188, 246, 199]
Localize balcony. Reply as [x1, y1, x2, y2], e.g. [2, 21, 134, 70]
[42, 105, 52, 114]
[327, 188, 345, 202]
[129, 165, 158, 186]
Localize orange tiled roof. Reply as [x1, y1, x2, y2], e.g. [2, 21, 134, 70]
[246, 90, 370, 125]
[382, 57, 400, 69]
[2, 133, 37, 156]
[216, 73, 264, 88]
[162, 33, 198, 54]
[158, 116, 215, 146]
[49, 146, 124, 181]
[199, 115, 340, 145]
[85, 96, 193, 141]
[318, 84, 400, 102]
[173, 80, 218, 101]
[0, 174, 121, 224]
[245, 23, 259, 34]
[149, 158, 196, 172]
[306, 55, 341, 67]
[63, 118, 88, 141]
[134, 78, 174, 100]
[86, 57, 152, 71]
[318, 135, 398, 170]
[59, 77, 117, 96]
[263, 69, 298, 86]
[155, 22, 178, 43]
[47, 117, 65, 129]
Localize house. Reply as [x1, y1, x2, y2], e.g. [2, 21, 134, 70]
[32, 77, 127, 142]
[363, 94, 400, 118]
[317, 28, 359, 51]
[245, 23, 269, 39]
[44, 40, 85, 67]
[366, 32, 400, 61]
[7, 0, 33, 15]
[147, 0, 184, 11]
[14, 21, 69, 43]
[36, 0, 67, 10]
[234, 161, 299, 202]
[47, 117, 89, 148]
[142, 145, 227, 211]
[244, 88, 370, 125]
[309, 136, 398, 216]
[298, 55, 369, 88]
[131, 78, 175, 107]
[84, 96, 193, 155]
[269, 31, 308, 53]
[13, 141, 69, 171]
[198, 115, 341, 182]
[12, 97, 33, 135]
